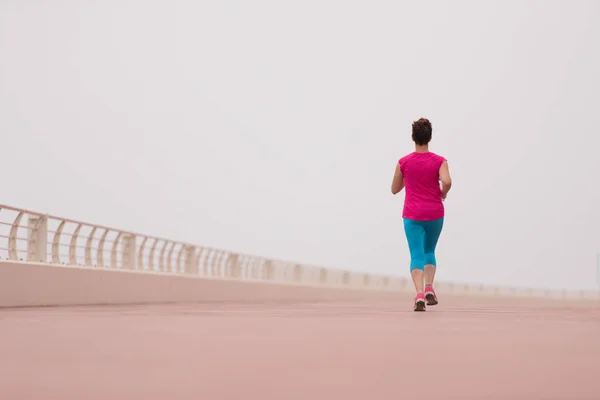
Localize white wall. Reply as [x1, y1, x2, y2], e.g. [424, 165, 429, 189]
[2, 261, 593, 308]
[0, 261, 401, 307]
[1, 0, 599, 290]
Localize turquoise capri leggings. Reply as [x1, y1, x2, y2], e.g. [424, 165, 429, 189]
[403, 217, 444, 271]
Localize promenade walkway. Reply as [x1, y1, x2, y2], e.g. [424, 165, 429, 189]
[1, 294, 598, 399]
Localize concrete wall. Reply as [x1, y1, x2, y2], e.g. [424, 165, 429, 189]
[2, 261, 597, 308]
[0, 261, 402, 308]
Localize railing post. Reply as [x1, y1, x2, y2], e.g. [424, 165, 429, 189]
[249, 259, 260, 280]
[251, 259, 261, 279]
[211, 250, 223, 277]
[85, 227, 97, 267]
[319, 268, 328, 285]
[122, 234, 136, 270]
[229, 254, 241, 278]
[342, 271, 350, 286]
[166, 242, 175, 273]
[27, 215, 47, 263]
[263, 260, 275, 280]
[293, 264, 303, 283]
[203, 249, 215, 277]
[185, 246, 198, 274]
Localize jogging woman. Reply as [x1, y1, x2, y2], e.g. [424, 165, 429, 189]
[391, 118, 452, 311]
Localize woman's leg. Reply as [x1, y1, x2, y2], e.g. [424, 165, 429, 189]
[403, 218, 426, 294]
[423, 218, 444, 304]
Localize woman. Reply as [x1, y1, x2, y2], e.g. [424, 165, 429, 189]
[391, 118, 452, 311]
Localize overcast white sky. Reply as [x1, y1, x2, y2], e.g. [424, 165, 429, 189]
[1, 0, 599, 290]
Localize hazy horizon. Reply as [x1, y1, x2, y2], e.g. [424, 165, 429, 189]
[1, 0, 599, 290]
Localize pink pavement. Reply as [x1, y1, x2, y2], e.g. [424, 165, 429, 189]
[1, 294, 599, 399]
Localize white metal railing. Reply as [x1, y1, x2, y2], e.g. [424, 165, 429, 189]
[0, 204, 402, 290]
[0, 204, 598, 301]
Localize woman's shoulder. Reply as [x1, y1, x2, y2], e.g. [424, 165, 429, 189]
[398, 152, 416, 164]
[399, 152, 447, 166]
[428, 152, 447, 163]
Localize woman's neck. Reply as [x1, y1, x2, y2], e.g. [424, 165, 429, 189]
[414, 144, 429, 153]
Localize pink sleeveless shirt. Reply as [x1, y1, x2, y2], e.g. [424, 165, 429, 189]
[398, 152, 446, 221]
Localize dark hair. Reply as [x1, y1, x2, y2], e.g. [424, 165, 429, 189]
[412, 118, 432, 146]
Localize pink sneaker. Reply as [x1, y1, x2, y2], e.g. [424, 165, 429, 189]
[414, 293, 426, 312]
[424, 285, 438, 306]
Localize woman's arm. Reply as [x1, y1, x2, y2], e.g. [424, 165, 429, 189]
[391, 163, 404, 194]
[439, 160, 452, 200]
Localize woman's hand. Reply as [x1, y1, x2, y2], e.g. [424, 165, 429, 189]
[439, 161, 452, 201]
[391, 163, 404, 194]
